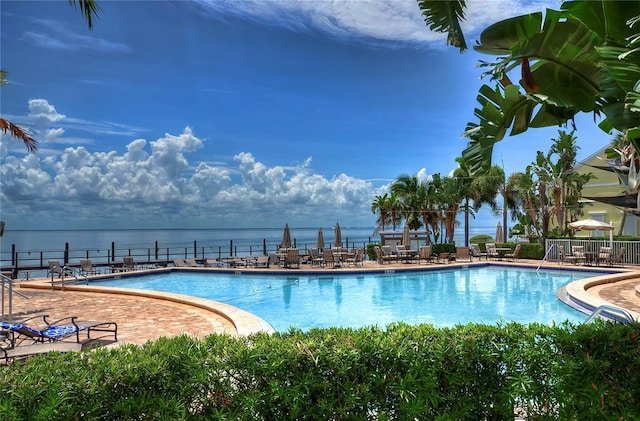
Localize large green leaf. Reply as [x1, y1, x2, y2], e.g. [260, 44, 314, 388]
[417, 0, 467, 52]
[463, 8, 604, 171]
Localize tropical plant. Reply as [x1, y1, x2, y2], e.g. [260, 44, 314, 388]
[371, 193, 398, 234]
[390, 174, 427, 230]
[0, 0, 101, 151]
[417, 1, 640, 176]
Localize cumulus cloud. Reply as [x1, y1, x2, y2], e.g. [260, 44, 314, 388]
[0, 103, 385, 228]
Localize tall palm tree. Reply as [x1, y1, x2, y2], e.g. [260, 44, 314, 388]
[1, 0, 101, 151]
[371, 193, 393, 234]
[391, 174, 426, 230]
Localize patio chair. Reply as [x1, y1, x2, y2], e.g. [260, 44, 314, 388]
[47, 260, 73, 278]
[470, 244, 487, 261]
[323, 249, 337, 268]
[123, 255, 137, 271]
[505, 244, 521, 261]
[285, 248, 300, 268]
[381, 246, 397, 262]
[345, 248, 364, 266]
[598, 246, 613, 266]
[455, 247, 471, 262]
[418, 246, 433, 264]
[612, 247, 626, 267]
[309, 248, 325, 267]
[486, 244, 500, 260]
[80, 259, 100, 275]
[436, 252, 451, 264]
[571, 246, 586, 265]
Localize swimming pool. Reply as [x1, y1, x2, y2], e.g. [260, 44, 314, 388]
[92, 266, 607, 331]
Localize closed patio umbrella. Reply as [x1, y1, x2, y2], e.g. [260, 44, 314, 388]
[281, 223, 291, 249]
[334, 223, 342, 248]
[317, 228, 325, 250]
[402, 225, 411, 247]
[495, 222, 504, 243]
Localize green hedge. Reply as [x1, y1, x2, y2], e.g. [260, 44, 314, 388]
[1, 322, 639, 420]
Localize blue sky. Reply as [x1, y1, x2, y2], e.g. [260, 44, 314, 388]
[0, 0, 614, 231]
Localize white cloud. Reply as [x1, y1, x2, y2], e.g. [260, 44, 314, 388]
[1, 103, 384, 229]
[194, 0, 560, 46]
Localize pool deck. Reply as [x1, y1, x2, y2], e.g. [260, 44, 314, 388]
[4, 258, 640, 346]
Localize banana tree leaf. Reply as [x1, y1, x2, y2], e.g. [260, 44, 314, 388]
[561, 0, 640, 44]
[417, 0, 467, 52]
[474, 13, 542, 55]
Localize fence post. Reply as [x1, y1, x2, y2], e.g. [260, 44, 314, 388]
[263, 239, 267, 256]
[194, 241, 197, 258]
[111, 242, 115, 263]
[64, 242, 69, 264]
[229, 240, 233, 257]
[155, 241, 159, 260]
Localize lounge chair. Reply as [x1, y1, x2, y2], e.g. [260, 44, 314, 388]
[173, 259, 188, 267]
[184, 258, 202, 267]
[80, 259, 100, 275]
[1, 341, 84, 365]
[470, 244, 487, 260]
[436, 252, 451, 264]
[47, 260, 73, 278]
[1, 315, 84, 345]
[205, 257, 221, 267]
[505, 244, 521, 261]
[381, 246, 397, 262]
[254, 255, 269, 268]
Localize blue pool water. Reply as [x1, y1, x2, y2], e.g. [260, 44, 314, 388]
[92, 266, 607, 331]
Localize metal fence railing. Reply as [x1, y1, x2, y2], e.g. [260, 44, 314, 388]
[545, 238, 638, 265]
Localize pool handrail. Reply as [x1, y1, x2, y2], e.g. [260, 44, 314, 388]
[585, 304, 636, 324]
[536, 243, 558, 273]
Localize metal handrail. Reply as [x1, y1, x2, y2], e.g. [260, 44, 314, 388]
[536, 243, 558, 273]
[1, 273, 30, 320]
[585, 305, 636, 324]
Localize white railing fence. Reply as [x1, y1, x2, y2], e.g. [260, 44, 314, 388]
[545, 238, 639, 265]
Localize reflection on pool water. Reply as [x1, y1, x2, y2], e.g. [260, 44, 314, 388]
[92, 266, 607, 331]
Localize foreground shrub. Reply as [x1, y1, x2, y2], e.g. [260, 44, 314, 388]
[1, 322, 639, 420]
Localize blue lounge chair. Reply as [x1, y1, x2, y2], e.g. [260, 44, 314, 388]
[0, 315, 83, 344]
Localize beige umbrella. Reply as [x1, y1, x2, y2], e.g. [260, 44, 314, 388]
[317, 228, 325, 250]
[567, 219, 614, 232]
[281, 223, 291, 249]
[495, 221, 504, 243]
[402, 225, 411, 247]
[334, 222, 342, 248]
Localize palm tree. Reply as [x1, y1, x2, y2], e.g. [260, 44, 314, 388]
[371, 193, 393, 234]
[1, 0, 101, 151]
[391, 174, 426, 230]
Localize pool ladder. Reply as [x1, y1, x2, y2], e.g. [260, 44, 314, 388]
[585, 305, 636, 324]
